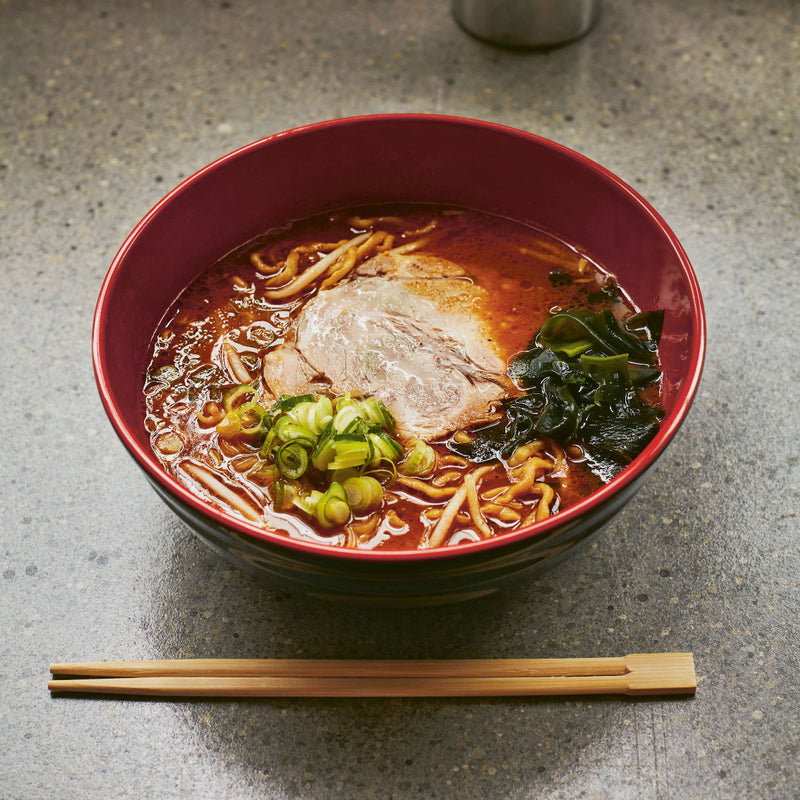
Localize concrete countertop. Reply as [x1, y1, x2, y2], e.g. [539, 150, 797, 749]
[1, 1, 797, 798]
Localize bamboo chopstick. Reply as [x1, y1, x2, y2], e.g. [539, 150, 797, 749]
[48, 653, 696, 697]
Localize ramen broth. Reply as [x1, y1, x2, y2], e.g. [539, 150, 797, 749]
[144, 205, 658, 550]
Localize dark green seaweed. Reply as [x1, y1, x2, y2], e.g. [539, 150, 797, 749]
[449, 309, 665, 481]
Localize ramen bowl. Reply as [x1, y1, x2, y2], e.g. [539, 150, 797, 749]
[93, 114, 705, 605]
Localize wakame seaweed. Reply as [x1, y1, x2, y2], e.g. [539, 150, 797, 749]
[449, 309, 665, 481]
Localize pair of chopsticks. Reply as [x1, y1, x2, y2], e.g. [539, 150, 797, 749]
[48, 653, 696, 698]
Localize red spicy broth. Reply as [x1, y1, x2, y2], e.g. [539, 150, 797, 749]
[143, 205, 652, 550]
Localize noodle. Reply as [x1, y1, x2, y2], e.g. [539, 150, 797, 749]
[520, 483, 556, 525]
[481, 502, 522, 523]
[396, 475, 458, 499]
[263, 232, 370, 300]
[260, 250, 300, 287]
[465, 467, 493, 538]
[423, 465, 493, 548]
[440, 453, 470, 467]
[386, 236, 430, 255]
[507, 440, 545, 467]
[424, 484, 467, 548]
[181, 462, 262, 523]
[431, 469, 466, 487]
[222, 340, 253, 383]
[319, 246, 357, 289]
[486, 456, 553, 504]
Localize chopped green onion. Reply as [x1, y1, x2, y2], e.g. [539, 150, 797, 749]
[311, 422, 337, 471]
[360, 396, 396, 432]
[333, 404, 364, 433]
[271, 393, 315, 413]
[292, 489, 323, 517]
[250, 461, 278, 484]
[328, 467, 360, 484]
[369, 431, 403, 463]
[316, 482, 350, 528]
[342, 476, 383, 512]
[289, 397, 333, 435]
[222, 384, 256, 413]
[334, 393, 358, 411]
[275, 441, 310, 480]
[236, 401, 269, 437]
[365, 460, 397, 485]
[216, 412, 242, 437]
[273, 415, 316, 443]
[260, 426, 277, 457]
[272, 479, 297, 511]
[400, 438, 437, 476]
[312, 395, 334, 431]
[288, 400, 317, 431]
[327, 434, 373, 470]
[254, 390, 405, 527]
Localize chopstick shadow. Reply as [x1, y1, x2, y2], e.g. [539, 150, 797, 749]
[125, 516, 695, 794]
[47, 688, 693, 706]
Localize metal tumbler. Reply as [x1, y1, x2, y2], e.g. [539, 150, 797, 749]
[452, 0, 600, 48]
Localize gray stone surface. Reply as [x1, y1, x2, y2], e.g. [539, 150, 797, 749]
[1, 0, 798, 797]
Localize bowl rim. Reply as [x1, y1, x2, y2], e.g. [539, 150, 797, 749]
[92, 112, 706, 563]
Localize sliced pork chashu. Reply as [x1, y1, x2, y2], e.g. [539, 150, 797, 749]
[261, 253, 512, 439]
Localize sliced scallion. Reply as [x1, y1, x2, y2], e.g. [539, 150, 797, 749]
[236, 401, 269, 437]
[273, 415, 316, 443]
[316, 482, 351, 527]
[360, 396, 396, 432]
[310, 422, 336, 471]
[272, 479, 297, 511]
[342, 476, 383, 512]
[399, 438, 437, 476]
[260, 426, 277, 457]
[365, 461, 397, 485]
[327, 434, 373, 471]
[275, 441, 311, 480]
[328, 467, 360, 484]
[293, 489, 323, 517]
[369, 431, 403, 463]
[272, 393, 316, 413]
[252, 390, 406, 528]
[216, 412, 242, 437]
[333, 404, 364, 433]
[222, 384, 255, 413]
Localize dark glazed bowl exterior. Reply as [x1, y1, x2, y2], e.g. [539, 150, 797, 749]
[93, 115, 705, 605]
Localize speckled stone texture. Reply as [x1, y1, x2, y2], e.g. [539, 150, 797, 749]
[1, 1, 798, 798]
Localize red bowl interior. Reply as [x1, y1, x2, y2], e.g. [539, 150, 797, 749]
[93, 114, 705, 562]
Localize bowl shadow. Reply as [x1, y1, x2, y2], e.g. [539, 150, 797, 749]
[134, 507, 696, 796]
